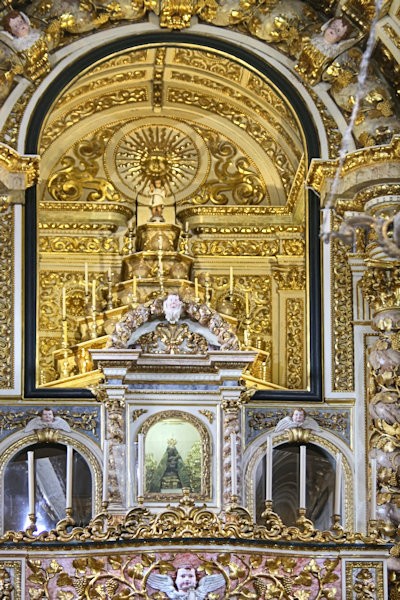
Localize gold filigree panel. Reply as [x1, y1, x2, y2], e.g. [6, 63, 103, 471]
[0, 208, 13, 390]
[167, 87, 295, 195]
[331, 236, 354, 392]
[286, 298, 305, 389]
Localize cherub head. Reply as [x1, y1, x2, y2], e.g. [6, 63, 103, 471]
[322, 17, 349, 45]
[175, 566, 197, 592]
[292, 408, 306, 424]
[2, 10, 30, 38]
[40, 407, 55, 424]
[163, 294, 183, 324]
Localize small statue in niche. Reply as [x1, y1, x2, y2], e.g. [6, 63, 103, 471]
[148, 438, 191, 492]
[24, 407, 71, 433]
[148, 564, 225, 599]
[274, 408, 320, 432]
[148, 178, 167, 222]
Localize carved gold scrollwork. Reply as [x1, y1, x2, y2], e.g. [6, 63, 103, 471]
[138, 322, 209, 354]
[0, 210, 13, 389]
[47, 130, 123, 203]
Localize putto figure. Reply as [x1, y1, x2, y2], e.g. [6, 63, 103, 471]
[275, 408, 320, 432]
[148, 179, 166, 222]
[2, 10, 41, 51]
[163, 294, 183, 324]
[147, 565, 225, 599]
[24, 407, 71, 433]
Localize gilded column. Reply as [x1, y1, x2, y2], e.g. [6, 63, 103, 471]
[0, 144, 39, 395]
[361, 264, 400, 538]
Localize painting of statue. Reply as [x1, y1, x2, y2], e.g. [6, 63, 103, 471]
[144, 415, 204, 497]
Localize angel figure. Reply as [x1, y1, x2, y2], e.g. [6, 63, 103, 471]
[0, 9, 70, 82]
[295, 16, 358, 85]
[147, 566, 225, 599]
[275, 408, 320, 432]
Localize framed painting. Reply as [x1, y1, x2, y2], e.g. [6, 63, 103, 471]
[139, 411, 211, 501]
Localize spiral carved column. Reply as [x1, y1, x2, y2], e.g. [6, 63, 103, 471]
[361, 265, 400, 539]
[221, 397, 243, 504]
[103, 386, 128, 508]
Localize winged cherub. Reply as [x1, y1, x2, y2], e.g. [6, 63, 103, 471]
[147, 566, 225, 599]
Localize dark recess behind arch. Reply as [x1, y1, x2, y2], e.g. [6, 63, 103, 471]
[24, 31, 321, 400]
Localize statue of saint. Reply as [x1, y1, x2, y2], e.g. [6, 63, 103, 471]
[148, 179, 166, 222]
[149, 438, 191, 492]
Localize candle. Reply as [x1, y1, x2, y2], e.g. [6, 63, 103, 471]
[66, 445, 73, 509]
[245, 292, 249, 318]
[137, 433, 145, 498]
[194, 277, 199, 299]
[108, 267, 112, 281]
[62, 319, 68, 345]
[229, 267, 233, 296]
[132, 275, 137, 298]
[102, 439, 109, 503]
[265, 437, 273, 502]
[62, 286, 66, 319]
[92, 280, 96, 309]
[27, 451, 35, 515]
[299, 445, 306, 509]
[370, 457, 377, 520]
[158, 236, 163, 251]
[84, 262, 88, 294]
[185, 221, 189, 233]
[334, 452, 342, 515]
[230, 433, 237, 496]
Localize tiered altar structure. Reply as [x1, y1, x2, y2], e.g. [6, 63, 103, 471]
[0, 0, 399, 598]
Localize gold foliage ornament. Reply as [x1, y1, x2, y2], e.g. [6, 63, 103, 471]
[25, 550, 342, 600]
[47, 130, 123, 203]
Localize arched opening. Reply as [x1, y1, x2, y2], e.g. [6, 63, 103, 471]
[255, 442, 336, 529]
[3, 443, 92, 532]
[23, 32, 321, 401]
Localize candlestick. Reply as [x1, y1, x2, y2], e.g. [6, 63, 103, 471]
[230, 433, 237, 496]
[370, 457, 377, 520]
[84, 262, 88, 295]
[245, 291, 249, 318]
[205, 273, 210, 305]
[92, 279, 96, 310]
[107, 267, 112, 281]
[102, 439, 109, 504]
[185, 221, 189, 233]
[194, 277, 199, 300]
[158, 252, 163, 279]
[265, 437, 273, 502]
[229, 267, 233, 296]
[62, 286, 66, 319]
[132, 275, 137, 299]
[299, 445, 306, 509]
[27, 451, 35, 515]
[334, 452, 342, 515]
[62, 319, 68, 346]
[137, 433, 145, 498]
[158, 236, 163, 251]
[66, 445, 73, 509]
